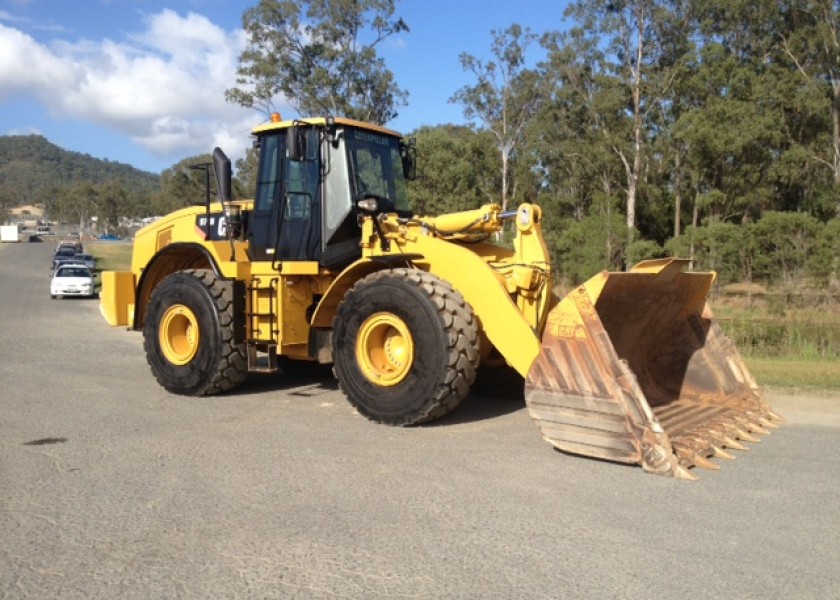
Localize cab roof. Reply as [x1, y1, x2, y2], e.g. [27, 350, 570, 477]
[251, 116, 402, 139]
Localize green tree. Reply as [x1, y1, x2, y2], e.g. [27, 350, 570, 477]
[97, 180, 128, 233]
[552, 213, 628, 286]
[671, 35, 783, 255]
[535, 27, 627, 253]
[226, 0, 408, 124]
[234, 146, 260, 198]
[564, 0, 689, 263]
[777, 0, 840, 216]
[450, 25, 543, 217]
[406, 125, 497, 216]
[0, 183, 16, 224]
[671, 220, 744, 283]
[751, 211, 821, 284]
[808, 218, 840, 289]
[155, 155, 215, 215]
[63, 181, 98, 235]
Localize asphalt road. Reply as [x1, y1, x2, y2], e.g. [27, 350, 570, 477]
[2, 240, 839, 599]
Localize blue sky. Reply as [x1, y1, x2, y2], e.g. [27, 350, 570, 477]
[0, 0, 570, 174]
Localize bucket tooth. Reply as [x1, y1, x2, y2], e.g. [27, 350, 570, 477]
[712, 446, 735, 460]
[768, 411, 785, 423]
[672, 444, 697, 466]
[723, 437, 748, 451]
[760, 416, 780, 429]
[704, 426, 733, 446]
[673, 465, 699, 481]
[744, 421, 770, 435]
[736, 429, 760, 443]
[672, 442, 719, 471]
[692, 454, 721, 471]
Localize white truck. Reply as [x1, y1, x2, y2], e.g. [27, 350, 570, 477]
[1, 225, 21, 242]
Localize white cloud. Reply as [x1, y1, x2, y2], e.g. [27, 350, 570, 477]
[0, 10, 280, 165]
[0, 9, 24, 23]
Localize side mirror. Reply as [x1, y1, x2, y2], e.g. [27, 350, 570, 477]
[287, 126, 307, 162]
[401, 138, 417, 181]
[212, 147, 232, 202]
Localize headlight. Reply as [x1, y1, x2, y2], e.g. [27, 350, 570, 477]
[356, 197, 378, 213]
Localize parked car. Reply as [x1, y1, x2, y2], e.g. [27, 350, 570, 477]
[98, 233, 120, 241]
[50, 265, 95, 298]
[52, 249, 78, 270]
[56, 240, 83, 253]
[69, 253, 95, 270]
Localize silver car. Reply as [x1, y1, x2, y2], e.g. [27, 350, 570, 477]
[70, 253, 96, 270]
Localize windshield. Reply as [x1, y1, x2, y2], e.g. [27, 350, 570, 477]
[345, 128, 411, 214]
[57, 267, 90, 278]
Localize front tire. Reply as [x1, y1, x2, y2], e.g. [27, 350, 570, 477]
[332, 269, 480, 425]
[143, 269, 247, 395]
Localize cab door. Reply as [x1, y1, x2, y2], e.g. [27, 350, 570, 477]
[248, 132, 285, 262]
[249, 128, 322, 263]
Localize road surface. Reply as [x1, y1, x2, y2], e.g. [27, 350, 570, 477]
[2, 240, 839, 599]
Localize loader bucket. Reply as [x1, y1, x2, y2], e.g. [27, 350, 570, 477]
[524, 259, 781, 480]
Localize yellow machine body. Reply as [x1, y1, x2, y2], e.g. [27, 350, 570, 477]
[100, 116, 779, 480]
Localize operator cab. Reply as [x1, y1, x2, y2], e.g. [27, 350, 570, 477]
[247, 117, 415, 269]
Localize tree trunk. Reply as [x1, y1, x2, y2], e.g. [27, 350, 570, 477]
[674, 150, 682, 238]
[602, 170, 613, 267]
[625, 11, 644, 268]
[833, 81, 840, 186]
[498, 150, 509, 241]
[501, 151, 509, 213]
[689, 189, 700, 270]
[834, 79, 840, 216]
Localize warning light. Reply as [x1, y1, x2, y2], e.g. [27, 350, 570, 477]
[270, 112, 282, 123]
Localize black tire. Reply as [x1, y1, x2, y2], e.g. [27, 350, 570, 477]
[143, 269, 247, 396]
[332, 269, 480, 425]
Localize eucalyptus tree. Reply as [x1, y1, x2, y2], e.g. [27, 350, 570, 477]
[675, 0, 799, 231]
[561, 0, 692, 265]
[450, 25, 543, 216]
[95, 180, 131, 234]
[63, 181, 98, 234]
[226, 0, 408, 124]
[536, 29, 628, 219]
[776, 0, 840, 216]
[529, 29, 627, 272]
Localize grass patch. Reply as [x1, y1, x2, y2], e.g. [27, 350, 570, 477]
[716, 304, 840, 360]
[743, 357, 840, 391]
[87, 242, 132, 272]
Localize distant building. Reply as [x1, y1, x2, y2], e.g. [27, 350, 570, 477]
[8, 205, 45, 228]
[9, 204, 44, 219]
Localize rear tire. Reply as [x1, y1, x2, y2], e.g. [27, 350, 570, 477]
[332, 269, 480, 425]
[143, 269, 247, 395]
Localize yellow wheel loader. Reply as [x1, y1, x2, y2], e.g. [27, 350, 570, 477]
[100, 116, 780, 479]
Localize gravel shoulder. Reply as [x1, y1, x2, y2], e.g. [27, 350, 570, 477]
[766, 387, 840, 427]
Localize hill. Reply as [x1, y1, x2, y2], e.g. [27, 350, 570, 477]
[0, 135, 159, 205]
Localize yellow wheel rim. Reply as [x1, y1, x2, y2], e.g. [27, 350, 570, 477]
[356, 312, 414, 386]
[159, 304, 200, 365]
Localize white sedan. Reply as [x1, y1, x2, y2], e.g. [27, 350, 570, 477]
[50, 265, 95, 299]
